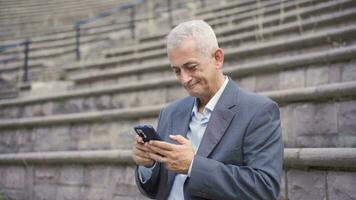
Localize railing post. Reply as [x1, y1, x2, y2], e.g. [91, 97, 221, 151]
[130, 6, 136, 39]
[75, 24, 81, 61]
[167, 0, 173, 27]
[201, 0, 206, 8]
[23, 39, 30, 82]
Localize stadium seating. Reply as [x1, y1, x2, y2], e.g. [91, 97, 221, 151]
[0, 0, 355, 199]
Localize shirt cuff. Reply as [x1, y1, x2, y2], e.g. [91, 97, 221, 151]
[138, 162, 156, 183]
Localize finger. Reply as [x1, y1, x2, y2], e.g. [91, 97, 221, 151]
[135, 135, 144, 144]
[148, 152, 166, 163]
[134, 153, 151, 162]
[136, 144, 154, 153]
[133, 148, 151, 159]
[169, 135, 189, 145]
[148, 140, 174, 151]
[145, 143, 171, 157]
[134, 154, 154, 165]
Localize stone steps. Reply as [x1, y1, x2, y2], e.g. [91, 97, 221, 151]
[138, 0, 322, 43]
[0, 148, 355, 200]
[0, 61, 52, 84]
[0, 0, 123, 17]
[103, 0, 307, 57]
[0, 0, 319, 68]
[0, 0, 282, 58]
[0, 13, 148, 51]
[197, 0, 316, 27]
[0, 0, 205, 42]
[0, 0, 130, 24]
[108, 0, 354, 60]
[0, 0, 150, 41]
[68, 22, 356, 88]
[140, 1, 355, 42]
[0, 80, 17, 100]
[196, 0, 258, 16]
[0, 148, 355, 169]
[1, 1, 355, 199]
[1, 21, 131, 51]
[0, 81, 355, 153]
[106, 0, 352, 58]
[0, 10, 151, 44]
[0, 20, 151, 73]
[0, 2, 199, 66]
[1, 80, 355, 121]
[2, 38, 356, 118]
[0, 161, 148, 199]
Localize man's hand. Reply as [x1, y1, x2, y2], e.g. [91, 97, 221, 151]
[132, 135, 155, 167]
[146, 135, 194, 174]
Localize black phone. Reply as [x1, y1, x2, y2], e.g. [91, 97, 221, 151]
[134, 125, 162, 142]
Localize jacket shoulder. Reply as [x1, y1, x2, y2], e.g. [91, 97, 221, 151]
[237, 87, 278, 111]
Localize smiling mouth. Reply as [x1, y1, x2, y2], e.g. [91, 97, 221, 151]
[185, 82, 199, 89]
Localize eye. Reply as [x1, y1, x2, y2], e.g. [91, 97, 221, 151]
[187, 64, 198, 71]
[173, 68, 181, 75]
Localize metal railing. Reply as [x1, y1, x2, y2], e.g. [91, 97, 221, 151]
[74, 0, 144, 61]
[0, 0, 209, 85]
[0, 39, 31, 82]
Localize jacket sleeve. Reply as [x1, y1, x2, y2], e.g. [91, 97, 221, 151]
[135, 163, 161, 199]
[134, 108, 165, 199]
[185, 101, 283, 200]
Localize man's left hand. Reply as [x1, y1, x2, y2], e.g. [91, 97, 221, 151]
[145, 135, 194, 174]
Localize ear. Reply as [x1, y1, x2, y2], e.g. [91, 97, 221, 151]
[214, 48, 224, 69]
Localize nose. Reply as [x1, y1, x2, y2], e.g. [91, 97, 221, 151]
[180, 70, 192, 86]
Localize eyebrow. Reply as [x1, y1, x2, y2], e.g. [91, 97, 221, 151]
[171, 61, 198, 69]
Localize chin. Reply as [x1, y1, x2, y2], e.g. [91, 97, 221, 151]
[185, 90, 201, 98]
[184, 85, 203, 97]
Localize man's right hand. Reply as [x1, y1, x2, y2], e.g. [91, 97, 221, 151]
[132, 135, 155, 167]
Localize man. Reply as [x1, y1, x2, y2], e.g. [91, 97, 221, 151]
[132, 20, 283, 200]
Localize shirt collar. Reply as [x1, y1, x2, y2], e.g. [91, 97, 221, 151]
[191, 76, 229, 117]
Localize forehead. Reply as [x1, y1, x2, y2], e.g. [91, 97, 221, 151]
[167, 39, 201, 67]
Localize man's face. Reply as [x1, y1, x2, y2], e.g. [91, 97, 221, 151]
[168, 38, 221, 98]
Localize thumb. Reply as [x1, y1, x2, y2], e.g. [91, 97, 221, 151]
[169, 134, 188, 145]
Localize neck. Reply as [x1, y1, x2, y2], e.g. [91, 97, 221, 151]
[197, 75, 225, 112]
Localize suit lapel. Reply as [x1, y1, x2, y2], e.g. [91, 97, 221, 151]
[196, 80, 239, 158]
[169, 97, 195, 143]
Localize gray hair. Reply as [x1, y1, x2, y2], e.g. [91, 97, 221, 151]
[166, 20, 218, 56]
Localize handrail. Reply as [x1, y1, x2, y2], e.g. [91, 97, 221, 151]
[74, 0, 145, 61]
[0, 39, 31, 82]
[75, 0, 144, 26]
[0, 0, 207, 86]
[0, 39, 28, 53]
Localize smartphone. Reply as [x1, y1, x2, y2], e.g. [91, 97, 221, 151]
[134, 125, 162, 142]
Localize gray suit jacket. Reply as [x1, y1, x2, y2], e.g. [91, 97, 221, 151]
[135, 79, 283, 200]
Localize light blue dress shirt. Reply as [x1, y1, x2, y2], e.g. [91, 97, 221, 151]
[138, 76, 229, 199]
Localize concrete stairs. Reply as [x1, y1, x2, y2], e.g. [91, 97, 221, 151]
[0, 0, 212, 97]
[0, 0, 134, 40]
[0, 0, 356, 200]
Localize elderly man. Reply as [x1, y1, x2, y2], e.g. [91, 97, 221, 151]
[132, 20, 283, 200]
